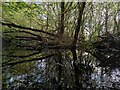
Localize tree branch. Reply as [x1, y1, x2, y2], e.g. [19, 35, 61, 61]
[19, 30, 42, 38]
[15, 36, 42, 41]
[2, 22, 58, 37]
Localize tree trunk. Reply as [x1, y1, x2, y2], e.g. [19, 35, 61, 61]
[57, 2, 65, 90]
[71, 2, 86, 90]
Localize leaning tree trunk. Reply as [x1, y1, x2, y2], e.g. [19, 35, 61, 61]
[71, 2, 86, 90]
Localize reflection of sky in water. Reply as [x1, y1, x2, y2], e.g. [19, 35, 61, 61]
[91, 67, 120, 88]
[7, 61, 120, 89]
[37, 59, 46, 69]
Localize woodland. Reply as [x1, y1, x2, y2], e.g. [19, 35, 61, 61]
[1, 1, 120, 90]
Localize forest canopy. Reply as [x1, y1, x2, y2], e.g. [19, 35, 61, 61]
[1, 1, 120, 90]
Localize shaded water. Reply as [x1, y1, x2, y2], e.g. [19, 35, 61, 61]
[91, 67, 120, 89]
[3, 63, 120, 90]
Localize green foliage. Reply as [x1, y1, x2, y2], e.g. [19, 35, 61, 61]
[2, 2, 120, 90]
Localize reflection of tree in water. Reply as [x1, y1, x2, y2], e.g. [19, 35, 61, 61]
[2, 33, 120, 89]
[2, 2, 120, 90]
[93, 34, 120, 68]
[90, 34, 120, 89]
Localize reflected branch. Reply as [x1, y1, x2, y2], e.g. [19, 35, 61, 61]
[2, 54, 55, 67]
[9, 51, 41, 58]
